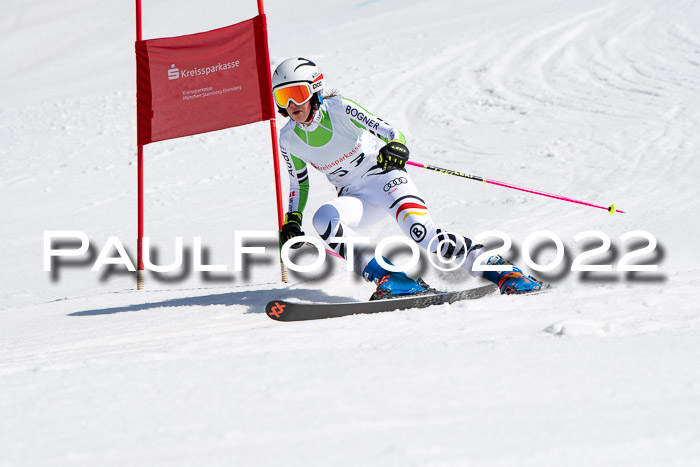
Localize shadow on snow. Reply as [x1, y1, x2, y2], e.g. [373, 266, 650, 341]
[68, 288, 356, 317]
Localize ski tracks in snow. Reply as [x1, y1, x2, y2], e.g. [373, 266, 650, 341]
[3, 2, 700, 464]
[376, 0, 700, 265]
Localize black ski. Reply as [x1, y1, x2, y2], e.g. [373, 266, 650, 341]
[265, 284, 499, 322]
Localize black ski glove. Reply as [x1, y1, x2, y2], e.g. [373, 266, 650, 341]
[280, 211, 304, 248]
[377, 140, 409, 172]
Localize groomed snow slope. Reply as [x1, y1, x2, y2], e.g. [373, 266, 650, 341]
[1, 0, 700, 465]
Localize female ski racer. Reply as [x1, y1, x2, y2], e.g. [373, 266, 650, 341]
[272, 57, 547, 299]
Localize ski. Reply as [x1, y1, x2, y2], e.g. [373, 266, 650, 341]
[265, 284, 499, 322]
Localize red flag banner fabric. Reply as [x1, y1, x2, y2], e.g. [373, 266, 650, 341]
[136, 15, 274, 145]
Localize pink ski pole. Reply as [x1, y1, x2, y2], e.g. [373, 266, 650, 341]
[406, 160, 624, 215]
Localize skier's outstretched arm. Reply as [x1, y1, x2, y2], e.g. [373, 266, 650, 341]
[341, 98, 409, 171]
[340, 97, 406, 145]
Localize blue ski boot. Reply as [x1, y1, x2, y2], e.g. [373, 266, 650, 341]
[362, 258, 435, 301]
[482, 255, 550, 295]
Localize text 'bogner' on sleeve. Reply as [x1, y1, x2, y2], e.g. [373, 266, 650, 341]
[279, 131, 310, 214]
[341, 98, 406, 145]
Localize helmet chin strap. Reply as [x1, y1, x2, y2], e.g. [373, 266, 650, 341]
[302, 93, 321, 124]
[303, 109, 315, 124]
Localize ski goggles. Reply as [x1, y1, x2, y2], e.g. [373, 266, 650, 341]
[273, 83, 313, 108]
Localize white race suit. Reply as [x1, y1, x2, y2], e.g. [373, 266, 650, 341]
[278, 95, 486, 278]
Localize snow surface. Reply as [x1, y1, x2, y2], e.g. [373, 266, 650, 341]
[2, 0, 700, 465]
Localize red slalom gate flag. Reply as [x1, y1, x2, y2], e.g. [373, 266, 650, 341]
[135, 15, 274, 145]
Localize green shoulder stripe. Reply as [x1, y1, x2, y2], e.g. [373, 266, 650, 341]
[290, 153, 309, 213]
[344, 98, 373, 114]
[290, 153, 306, 170]
[344, 98, 406, 144]
[351, 119, 365, 131]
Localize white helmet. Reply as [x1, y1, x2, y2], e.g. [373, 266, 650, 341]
[272, 57, 325, 117]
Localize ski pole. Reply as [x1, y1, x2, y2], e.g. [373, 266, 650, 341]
[406, 160, 624, 215]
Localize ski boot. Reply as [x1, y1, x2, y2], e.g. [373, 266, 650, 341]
[482, 255, 550, 295]
[362, 258, 435, 301]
